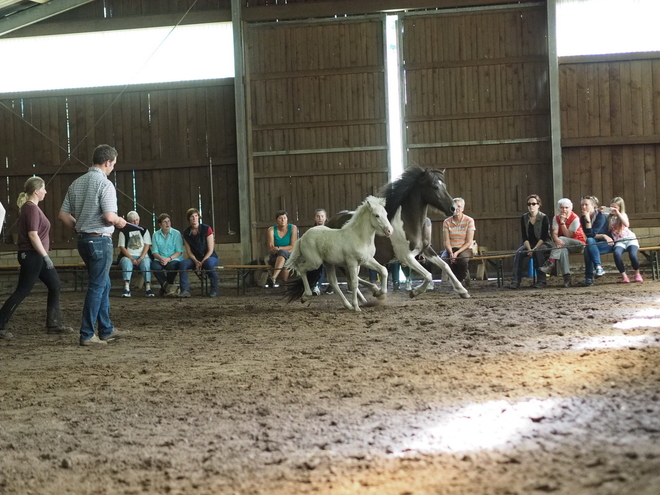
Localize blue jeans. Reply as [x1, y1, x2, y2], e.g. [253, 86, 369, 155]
[584, 237, 613, 280]
[150, 259, 181, 287]
[119, 255, 152, 283]
[179, 256, 219, 292]
[77, 235, 114, 341]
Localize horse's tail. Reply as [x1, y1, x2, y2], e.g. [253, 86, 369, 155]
[283, 266, 323, 303]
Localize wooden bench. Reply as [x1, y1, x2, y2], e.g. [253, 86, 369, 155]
[566, 245, 660, 280]
[195, 265, 271, 295]
[470, 253, 516, 288]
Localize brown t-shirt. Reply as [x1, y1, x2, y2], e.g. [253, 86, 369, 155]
[17, 201, 50, 252]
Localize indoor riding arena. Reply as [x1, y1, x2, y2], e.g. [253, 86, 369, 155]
[1, 1, 660, 494]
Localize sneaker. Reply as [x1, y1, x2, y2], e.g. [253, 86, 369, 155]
[325, 285, 334, 295]
[122, 289, 131, 298]
[594, 266, 606, 278]
[312, 286, 321, 296]
[539, 260, 555, 274]
[621, 274, 630, 283]
[508, 280, 520, 290]
[533, 281, 546, 289]
[563, 274, 571, 288]
[80, 335, 106, 346]
[209, 290, 218, 297]
[47, 326, 74, 334]
[177, 290, 191, 298]
[0, 329, 14, 339]
[581, 279, 594, 287]
[146, 289, 155, 297]
[99, 329, 127, 341]
[634, 273, 643, 283]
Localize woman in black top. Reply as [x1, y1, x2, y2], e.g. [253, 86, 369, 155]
[178, 208, 219, 298]
[509, 194, 550, 289]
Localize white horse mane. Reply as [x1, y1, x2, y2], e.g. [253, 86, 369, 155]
[342, 195, 386, 230]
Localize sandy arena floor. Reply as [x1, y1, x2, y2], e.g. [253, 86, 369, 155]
[1, 274, 659, 495]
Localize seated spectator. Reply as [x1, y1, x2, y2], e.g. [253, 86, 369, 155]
[608, 197, 643, 283]
[580, 195, 612, 286]
[150, 213, 183, 296]
[441, 197, 475, 287]
[266, 210, 298, 287]
[539, 198, 586, 287]
[118, 211, 154, 297]
[312, 208, 327, 296]
[179, 208, 220, 298]
[510, 194, 550, 289]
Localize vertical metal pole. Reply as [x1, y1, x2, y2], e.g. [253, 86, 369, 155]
[547, 0, 563, 208]
[232, 0, 252, 263]
[208, 156, 216, 233]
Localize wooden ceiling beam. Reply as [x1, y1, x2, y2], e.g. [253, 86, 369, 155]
[1, 9, 231, 38]
[0, 0, 94, 37]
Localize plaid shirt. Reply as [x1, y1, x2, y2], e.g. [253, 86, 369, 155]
[61, 167, 117, 235]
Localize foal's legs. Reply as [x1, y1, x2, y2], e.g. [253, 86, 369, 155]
[326, 265, 354, 310]
[346, 263, 362, 312]
[362, 257, 388, 299]
[299, 269, 314, 303]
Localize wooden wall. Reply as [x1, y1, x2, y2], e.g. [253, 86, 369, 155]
[0, 80, 238, 249]
[560, 54, 660, 229]
[401, 4, 552, 254]
[244, 17, 389, 258]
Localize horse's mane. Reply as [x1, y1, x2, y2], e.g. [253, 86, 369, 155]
[379, 166, 445, 219]
[342, 195, 385, 230]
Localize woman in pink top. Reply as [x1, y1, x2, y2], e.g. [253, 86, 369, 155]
[608, 197, 642, 283]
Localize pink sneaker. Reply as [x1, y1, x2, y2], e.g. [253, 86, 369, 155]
[634, 273, 644, 283]
[621, 274, 630, 283]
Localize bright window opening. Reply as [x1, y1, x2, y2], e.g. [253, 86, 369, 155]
[0, 22, 234, 93]
[386, 15, 404, 182]
[557, 0, 660, 56]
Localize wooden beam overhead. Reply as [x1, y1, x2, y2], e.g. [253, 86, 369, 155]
[0, 0, 94, 37]
[242, 0, 541, 22]
[1, 9, 231, 38]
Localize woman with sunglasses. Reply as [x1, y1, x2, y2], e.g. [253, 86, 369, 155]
[579, 195, 612, 286]
[509, 194, 550, 289]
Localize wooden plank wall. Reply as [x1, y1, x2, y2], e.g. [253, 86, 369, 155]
[0, 80, 238, 249]
[560, 55, 660, 231]
[245, 18, 389, 259]
[402, 5, 552, 255]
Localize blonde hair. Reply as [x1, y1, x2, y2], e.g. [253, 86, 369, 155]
[17, 176, 45, 210]
[608, 196, 626, 232]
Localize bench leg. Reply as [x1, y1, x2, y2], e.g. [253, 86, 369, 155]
[486, 259, 503, 287]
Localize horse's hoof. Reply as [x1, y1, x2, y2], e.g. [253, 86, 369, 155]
[376, 293, 386, 300]
[408, 290, 417, 299]
[459, 292, 471, 299]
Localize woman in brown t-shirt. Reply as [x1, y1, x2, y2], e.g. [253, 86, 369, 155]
[0, 177, 73, 339]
